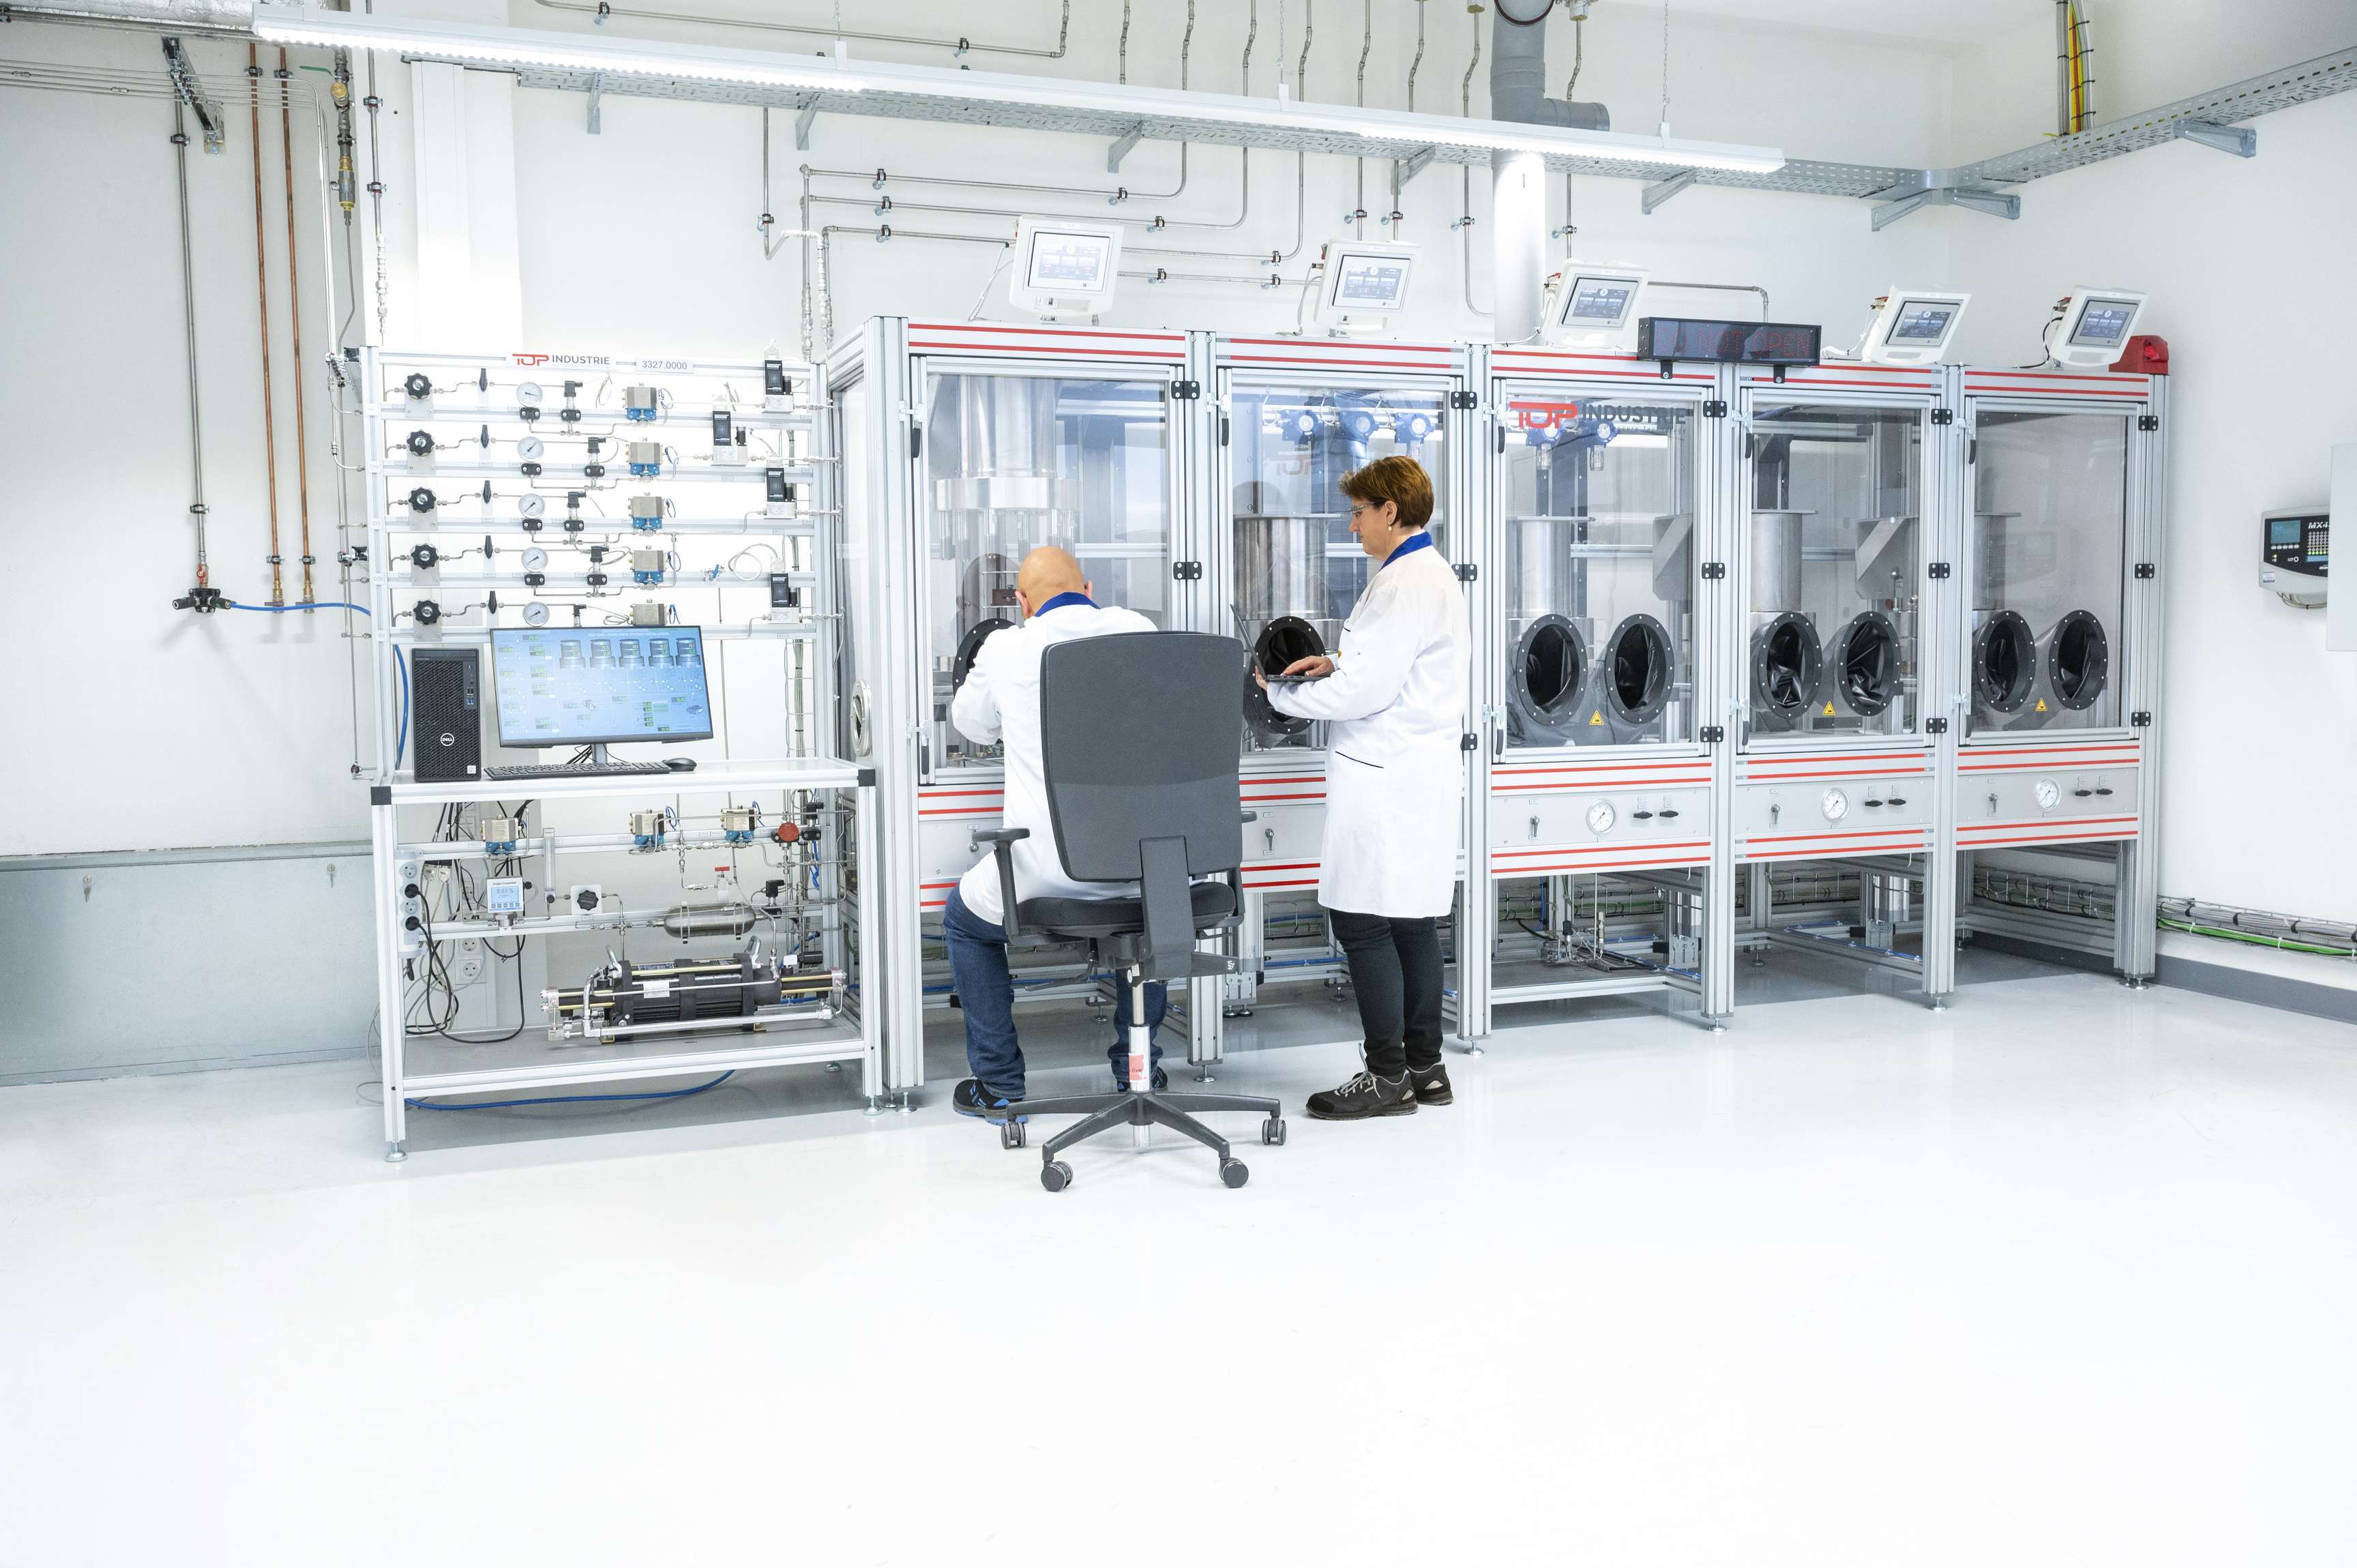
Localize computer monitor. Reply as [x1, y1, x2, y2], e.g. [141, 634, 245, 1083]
[1314, 241, 1417, 334]
[1541, 263, 1648, 349]
[2049, 286, 2148, 367]
[490, 625, 715, 748]
[1857, 289, 1970, 366]
[1007, 217, 1123, 313]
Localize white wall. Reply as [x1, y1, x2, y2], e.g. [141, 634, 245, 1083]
[1, 0, 1957, 858]
[1935, 27, 2357, 988]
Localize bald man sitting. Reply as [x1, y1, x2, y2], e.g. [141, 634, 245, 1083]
[942, 548, 1170, 1122]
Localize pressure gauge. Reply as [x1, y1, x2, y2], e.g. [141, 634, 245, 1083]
[521, 602, 550, 627]
[518, 494, 544, 520]
[1821, 787, 1850, 823]
[518, 381, 544, 404]
[518, 435, 545, 462]
[1586, 800, 1616, 835]
[2034, 778, 2061, 812]
[520, 547, 548, 573]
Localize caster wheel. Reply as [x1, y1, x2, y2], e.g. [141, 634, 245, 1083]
[1040, 1160, 1073, 1193]
[1000, 1119, 1026, 1150]
[1219, 1159, 1249, 1189]
[1261, 1116, 1286, 1147]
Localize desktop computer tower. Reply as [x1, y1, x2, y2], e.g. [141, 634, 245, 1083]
[411, 646, 482, 782]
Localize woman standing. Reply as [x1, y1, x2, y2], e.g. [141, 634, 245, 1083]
[1258, 455, 1470, 1120]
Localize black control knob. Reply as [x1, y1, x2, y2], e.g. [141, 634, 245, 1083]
[403, 373, 432, 398]
[409, 542, 439, 570]
[405, 429, 434, 456]
[575, 888, 600, 912]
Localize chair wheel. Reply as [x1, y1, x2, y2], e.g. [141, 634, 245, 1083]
[1000, 1119, 1026, 1150]
[1219, 1158, 1249, 1189]
[1261, 1116, 1286, 1147]
[1040, 1159, 1073, 1192]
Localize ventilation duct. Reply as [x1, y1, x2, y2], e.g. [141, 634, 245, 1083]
[1489, 1, 1610, 343]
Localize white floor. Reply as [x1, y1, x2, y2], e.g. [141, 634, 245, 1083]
[4, 972, 2356, 1566]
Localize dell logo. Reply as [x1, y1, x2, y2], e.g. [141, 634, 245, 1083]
[437, 730, 456, 748]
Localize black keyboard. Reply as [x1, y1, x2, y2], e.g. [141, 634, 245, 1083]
[483, 760, 679, 780]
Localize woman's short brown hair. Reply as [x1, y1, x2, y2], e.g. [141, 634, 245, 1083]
[1339, 454, 1434, 533]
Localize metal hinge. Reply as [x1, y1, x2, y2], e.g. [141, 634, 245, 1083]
[1461, 732, 1478, 752]
[1449, 390, 1477, 410]
[1454, 562, 1479, 582]
[1700, 725, 1725, 744]
[1700, 561, 1726, 580]
[2138, 413, 2159, 432]
[2131, 711, 2152, 727]
[2134, 562, 2156, 579]
[1931, 407, 1955, 426]
[1928, 561, 1952, 579]
[1703, 400, 1728, 419]
[1926, 717, 1948, 735]
[1172, 560, 1203, 580]
[1170, 379, 1201, 400]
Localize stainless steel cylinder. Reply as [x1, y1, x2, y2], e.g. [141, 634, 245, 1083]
[1973, 510, 2019, 610]
[1863, 872, 1914, 950]
[662, 905, 761, 939]
[1235, 516, 1327, 627]
[936, 376, 1071, 513]
[1750, 509, 1806, 615]
[1661, 887, 1702, 972]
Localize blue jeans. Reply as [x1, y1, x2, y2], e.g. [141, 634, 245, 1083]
[941, 885, 1166, 1100]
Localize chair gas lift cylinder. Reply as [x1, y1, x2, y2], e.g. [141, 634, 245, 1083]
[1190, 333, 1483, 1072]
[1950, 349, 2168, 984]
[1728, 359, 1962, 1007]
[824, 319, 1202, 1095]
[1458, 342, 1737, 1038]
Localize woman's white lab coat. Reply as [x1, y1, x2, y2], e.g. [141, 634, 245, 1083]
[1265, 536, 1470, 917]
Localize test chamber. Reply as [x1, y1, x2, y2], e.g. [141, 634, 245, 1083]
[1455, 343, 1735, 1037]
[1951, 361, 2168, 981]
[828, 320, 1202, 1093]
[1202, 334, 1477, 1066]
[1729, 360, 1959, 1003]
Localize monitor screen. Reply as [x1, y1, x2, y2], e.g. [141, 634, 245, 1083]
[1332, 252, 1411, 310]
[1024, 229, 1114, 293]
[1637, 317, 1822, 366]
[1565, 276, 1639, 325]
[2269, 517, 2304, 548]
[491, 626, 715, 747]
[2071, 299, 2137, 346]
[1889, 301, 1956, 343]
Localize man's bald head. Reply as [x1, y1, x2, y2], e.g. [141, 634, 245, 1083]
[1016, 546, 1089, 615]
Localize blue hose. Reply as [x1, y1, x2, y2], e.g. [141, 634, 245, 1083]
[224, 600, 372, 615]
[406, 1069, 735, 1111]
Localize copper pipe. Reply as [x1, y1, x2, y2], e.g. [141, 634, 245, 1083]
[278, 47, 315, 606]
[248, 42, 284, 605]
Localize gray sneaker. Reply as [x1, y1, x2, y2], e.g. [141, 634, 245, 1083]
[1304, 1069, 1417, 1121]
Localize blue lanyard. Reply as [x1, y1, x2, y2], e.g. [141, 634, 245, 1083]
[1035, 592, 1096, 616]
[1382, 531, 1435, 569]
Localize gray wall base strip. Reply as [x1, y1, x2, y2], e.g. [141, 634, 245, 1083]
[1963, 930, 2118, 976]
[0, 1044, 370, 1089]
[2154, 953, 2357, 1026]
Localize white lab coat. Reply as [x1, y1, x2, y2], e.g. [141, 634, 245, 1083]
[1266, 537, 1470, 917]
[949, 600, 1159, 926]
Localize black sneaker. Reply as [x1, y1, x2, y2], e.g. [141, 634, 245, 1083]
[1304, 1070, 1417, 1121]
[951, 1078, 1025, 1123]
[1408, 1063, 1452, 1105]
[1112, 1065, 1170, 1093]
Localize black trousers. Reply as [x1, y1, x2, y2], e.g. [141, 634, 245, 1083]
[1327, 908, 1445, 1078]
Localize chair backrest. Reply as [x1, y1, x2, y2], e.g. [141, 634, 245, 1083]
[1037, 631, 1245, 884]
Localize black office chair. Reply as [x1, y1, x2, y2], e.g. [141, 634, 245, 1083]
[975, 630, 1286, 1192]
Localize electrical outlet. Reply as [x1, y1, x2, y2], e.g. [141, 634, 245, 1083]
[451, 938, 486, 985]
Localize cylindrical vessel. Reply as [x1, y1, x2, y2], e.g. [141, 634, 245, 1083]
[662, 905, 760, 939]
[1750, 509, 1806, 615]
[1660, 887, 1703, 972]
[1863, 872, 1914, 949]
[1490, 149, 1549, 344]
[1236, 516, 1327, 629]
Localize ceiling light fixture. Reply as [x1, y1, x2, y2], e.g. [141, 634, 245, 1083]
[250, 3, 1783, 175]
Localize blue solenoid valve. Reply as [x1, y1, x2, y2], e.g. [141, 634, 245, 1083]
[623, 384, 662, 421]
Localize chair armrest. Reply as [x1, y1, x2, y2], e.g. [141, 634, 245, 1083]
[970, 827, 1031, 941]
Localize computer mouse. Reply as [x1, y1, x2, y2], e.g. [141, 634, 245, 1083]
[664, 758, 698, 772]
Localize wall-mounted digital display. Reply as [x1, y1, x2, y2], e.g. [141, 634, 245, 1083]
[1567, 278, 1638, 323]
[1890, 302, 1956, 342]
[1636, 317, 1823, 367]
[1025, 229, 1114, 292]
[1332, 254, 1411, 309]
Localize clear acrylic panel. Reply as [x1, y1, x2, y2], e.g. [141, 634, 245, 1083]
[1500, 392, 1698, 749]
[1230, 384, 1451, 752]
[1744, 402, 1923, 741]
[921, 372, 1172, 769]
[1969, 410, 2127, 733]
